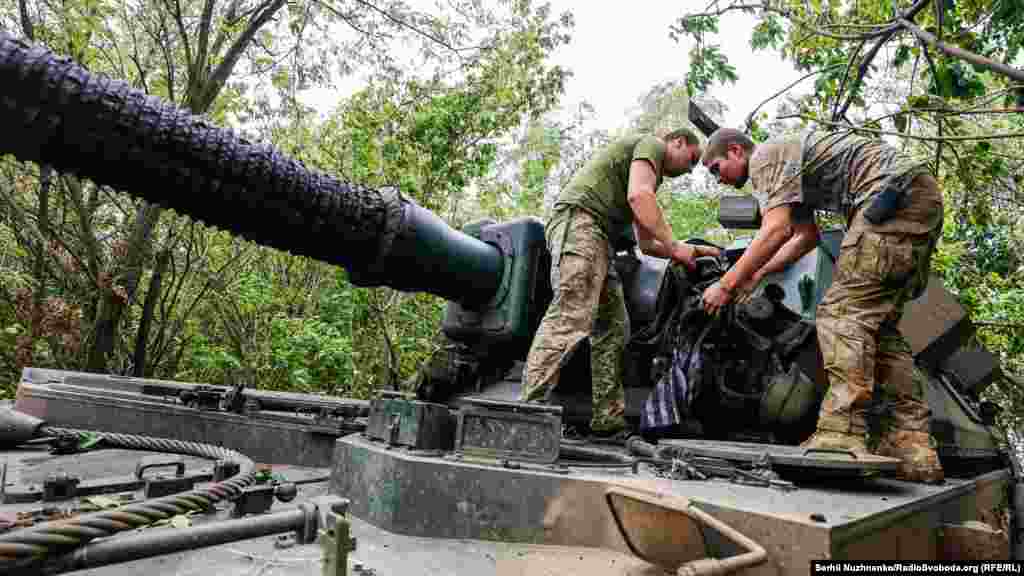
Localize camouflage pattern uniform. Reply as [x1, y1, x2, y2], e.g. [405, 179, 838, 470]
[522, 135, 666, 433]
[749, 129, 945, 483]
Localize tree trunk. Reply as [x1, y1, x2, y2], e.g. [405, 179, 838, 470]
[132, 245, 170, 377]
[86, 202, 161, 372]
[31, 165, 52, 335]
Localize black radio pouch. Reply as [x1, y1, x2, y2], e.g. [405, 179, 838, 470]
[862, 185, 906, 225]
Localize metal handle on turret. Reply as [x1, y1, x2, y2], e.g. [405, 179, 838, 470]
[604, 487, 768, 576]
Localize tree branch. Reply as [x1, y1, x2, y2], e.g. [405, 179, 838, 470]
[63, 175, 102, 281]
[976, 320, 1024, 330]
[209, 0, 243, 59]
[200, 0, 286, 112]
[785, 114, 1024, 141]
[906, 9, 942, 171]
[830, 40, 865, 122]
[18, 0, 34, 40]
[165, 0, 193, 80]
[746, 63, 846, 132]
[155, 11, 178, 103]
[680, 2, 900, 41]
[350, 0, 465, 53]
[196, 0, 217, 81]
[899, 17, 1024, 83]
[834, 0, 932, 120]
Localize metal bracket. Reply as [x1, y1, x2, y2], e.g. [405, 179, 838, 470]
[179, 386, 224, 410]
[232, 483, 300, 517]
[604, 487, 768, 575]
[42, 472, 80, 501]
[137, 456, 196, 498]
[320, 498, 357, 576]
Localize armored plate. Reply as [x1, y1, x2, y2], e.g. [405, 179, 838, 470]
[454, 398, 562, 464]
[659, 439, 900, 478]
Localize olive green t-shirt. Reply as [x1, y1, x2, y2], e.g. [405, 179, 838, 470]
[553, 134, 666, 240]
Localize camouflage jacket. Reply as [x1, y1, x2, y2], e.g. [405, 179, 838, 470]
[749, 129, 930, 223]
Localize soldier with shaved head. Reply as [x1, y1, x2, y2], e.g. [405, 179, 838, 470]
[700, 126, 945, 484]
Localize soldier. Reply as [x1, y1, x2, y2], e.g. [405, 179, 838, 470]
[522, 128, 719, 437]
[699, 127, 944, 484]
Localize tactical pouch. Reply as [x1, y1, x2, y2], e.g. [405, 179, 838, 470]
[862, 185, 906, 225]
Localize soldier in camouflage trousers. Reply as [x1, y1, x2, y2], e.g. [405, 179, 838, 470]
[699, 127, 944, 484]
[522, 129, 718, 435]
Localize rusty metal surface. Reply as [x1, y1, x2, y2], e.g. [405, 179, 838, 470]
[604, 488, 709, 570]
[938, 522, 1009, 561]
[833, 470, 1010, 559]
[331, 434, 1011, 574]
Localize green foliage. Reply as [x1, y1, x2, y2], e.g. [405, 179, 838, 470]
[685, 45, 738, 96]
[664, 191, 720, 242]
[929, 61, 986, 100]
[750, 14, 786, 51]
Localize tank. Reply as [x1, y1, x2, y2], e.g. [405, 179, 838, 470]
[0, 31, 1021, 575]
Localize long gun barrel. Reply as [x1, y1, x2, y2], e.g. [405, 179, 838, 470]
[0, 33, 503, 307]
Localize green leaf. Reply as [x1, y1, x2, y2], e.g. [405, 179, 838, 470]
[78, 433, 101, 451]
[907, 95, 931, 109]
[892, 44, 912, 69]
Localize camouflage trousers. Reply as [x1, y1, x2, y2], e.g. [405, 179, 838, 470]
[521, 207, 628, 433]
[815, 174, 944, 444]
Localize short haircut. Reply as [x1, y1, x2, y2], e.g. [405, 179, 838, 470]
[664, 127, 700, 146]
[701, 128, 754, 163]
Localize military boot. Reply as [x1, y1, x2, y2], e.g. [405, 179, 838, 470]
[799, 412, 870, 457]
[874, 429, 944, 484]
[872, 391, 945, 484]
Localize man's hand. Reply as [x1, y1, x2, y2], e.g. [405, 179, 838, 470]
[669, 240, 697, 270]
[734, 270, 763, 304]
[702, 281, 733, 315]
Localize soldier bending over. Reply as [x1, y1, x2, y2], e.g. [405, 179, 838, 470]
[522, 128, 719, 437]
[700, 127, 944, 483]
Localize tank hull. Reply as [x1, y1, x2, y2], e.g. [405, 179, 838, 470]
[10, 371, 1013, 573]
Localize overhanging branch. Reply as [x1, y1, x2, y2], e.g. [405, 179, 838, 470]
[900, 17, 1024, 83]
[834, 0, 932, 120]
[750, 63, 846, 132]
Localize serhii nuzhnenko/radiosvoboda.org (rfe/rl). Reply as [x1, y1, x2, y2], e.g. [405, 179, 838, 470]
[814, 562, 1023, 574]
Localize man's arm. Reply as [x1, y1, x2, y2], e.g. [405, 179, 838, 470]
[719, 205, 797, 293]
[627, 159, 675, 254]
[629, 159, 720, 265]
[633, 223, 674, 259]
[747, 220, 820, 285]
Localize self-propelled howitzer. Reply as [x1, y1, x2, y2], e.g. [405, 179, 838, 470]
[1, 32, 1020, 574]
